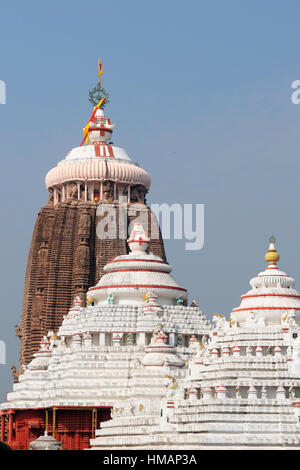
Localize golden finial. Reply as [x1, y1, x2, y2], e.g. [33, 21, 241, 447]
[265, 235, 279, 263]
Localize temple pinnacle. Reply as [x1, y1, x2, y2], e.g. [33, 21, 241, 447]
[265, 235, 280, 263]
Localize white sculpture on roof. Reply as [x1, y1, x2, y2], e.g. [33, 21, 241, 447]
[87, 223, 188, 306]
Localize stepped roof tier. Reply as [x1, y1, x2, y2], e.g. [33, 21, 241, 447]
[231, 237, 300, 326]
[0, 225, 211, 414]
[45, 108, 150, 198]
[88, 224, 188, 306]
[93, 323, 300, 450]
[1, 302, 210, 412]
[90, 238, 300, 450]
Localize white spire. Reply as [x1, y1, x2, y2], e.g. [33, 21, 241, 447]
[127, 223, 150, 254]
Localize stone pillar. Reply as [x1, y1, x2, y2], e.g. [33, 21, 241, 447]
[137, 332, 146, 346]
[85, 182, 88, 201]
[72, 335, 82, 350]
[160, 398, 175, 425]
[8, 411, 14, 443]
[55, 188, 60, 204]
[202, 386, 214, 399]
[248, 384, 258, 400]
[99, 333, 106, 346]
[45, 410, 49, 433]
[74, 431, 80, 450]
[232, 346, 240, 357]
[169, 333, 175, 347]
[216, 386, 227, 399]
[274, 346, 282, 358]
[54, 188, 57, 205]
[287, 346, 292, 362]
[90, 183, 94, 201]
[276, 385, 286, 401]
[222, 347, 230, 356]
[1, 414, 5, 442]
[52, 408, 56, 438]
[211, 348, 219, 359]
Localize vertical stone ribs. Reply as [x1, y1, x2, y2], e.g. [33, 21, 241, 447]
[73, 206, 94, 304]
[95, 204, 128, 282]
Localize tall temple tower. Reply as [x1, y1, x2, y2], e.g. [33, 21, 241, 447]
[18, 102, 166, 368]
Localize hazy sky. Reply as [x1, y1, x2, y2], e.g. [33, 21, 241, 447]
[1, 0, 300, 399]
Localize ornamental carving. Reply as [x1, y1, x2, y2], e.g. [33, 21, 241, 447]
[48, 188, 54, 206]
[68, 183, 78, 200]
[102, 181, 114, 203]
[130, 185, 146, 204]
[11, 365, 19, 383]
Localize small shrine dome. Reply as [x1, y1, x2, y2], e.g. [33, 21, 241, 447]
[231, 237, 300, 326]
[87, 223, 188, 306]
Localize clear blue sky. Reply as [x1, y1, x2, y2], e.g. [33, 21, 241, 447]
[1, 0, 300, 399]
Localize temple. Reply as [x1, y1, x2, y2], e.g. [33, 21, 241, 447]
[3, 64, 300, 450]
[4, 234, 300, 449]
[0, 224, 211, 450]
[18, 104, 166, 368]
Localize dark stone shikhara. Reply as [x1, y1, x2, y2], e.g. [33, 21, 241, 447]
[16, 96, 165, 370]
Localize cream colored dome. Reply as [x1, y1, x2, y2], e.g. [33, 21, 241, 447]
[45, 158, 150, 189]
